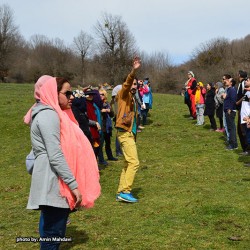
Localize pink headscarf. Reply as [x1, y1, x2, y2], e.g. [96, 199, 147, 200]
[24, 75, 101, 210]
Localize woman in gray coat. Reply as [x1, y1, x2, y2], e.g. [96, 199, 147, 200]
[24, 76, 100, 249]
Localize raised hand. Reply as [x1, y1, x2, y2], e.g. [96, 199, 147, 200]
[133, 56, 141, 70]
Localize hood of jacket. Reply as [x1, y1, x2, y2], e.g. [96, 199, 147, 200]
[31, 102, 55, 121]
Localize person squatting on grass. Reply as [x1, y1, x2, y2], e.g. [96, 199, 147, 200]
[115, 57, 141, 203]
[24, 76, 100, 249]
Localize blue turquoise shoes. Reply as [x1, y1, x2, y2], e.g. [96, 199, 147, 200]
[116, 192, 138, 203]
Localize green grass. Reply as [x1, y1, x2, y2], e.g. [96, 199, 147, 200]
[0, 84, 249, 249]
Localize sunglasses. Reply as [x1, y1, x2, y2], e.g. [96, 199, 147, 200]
[100, 93, 105, 96]
[60, 90, 73, 99]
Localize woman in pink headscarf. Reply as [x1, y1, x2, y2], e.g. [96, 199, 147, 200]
[24, 76, 100, 249]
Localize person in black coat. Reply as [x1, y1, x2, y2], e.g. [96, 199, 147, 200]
[71, 91, 93, 145]
[204, 82, 217, 131]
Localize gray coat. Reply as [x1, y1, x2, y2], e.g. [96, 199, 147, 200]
[27, 103, 78, 210]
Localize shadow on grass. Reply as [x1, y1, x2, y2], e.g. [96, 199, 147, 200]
[61, 225, 89, 250]
[132, 187, 142, 199]
[146, 118, 153, 125]
[203, 124, 211, 130]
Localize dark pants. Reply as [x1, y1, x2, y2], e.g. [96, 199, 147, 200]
[208, 115, 217, 130]
[141, 103, 149, 125]
[237, 112, 248, 151]
[98, 132, 115, 162]
[225, 111, 238, 148]
[116, 136, 122, 156]
[245, 124, 250, 147]
[39, 206, 70, 250]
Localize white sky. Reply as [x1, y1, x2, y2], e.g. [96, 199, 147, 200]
[5, 0, 250, 65]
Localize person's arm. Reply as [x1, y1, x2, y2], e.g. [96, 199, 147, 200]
[143, 85, 149, 94]
[88, 119, 101, 130]
[135, 90, 142, 106]
[191, 80, 197, 90]
[37, 110, 78, 190]
[120, 57, 141, 98]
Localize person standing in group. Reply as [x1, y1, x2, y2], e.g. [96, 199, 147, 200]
[185, 71, 197, 119]
[84, 88, 102, 159]
[204, 82, 217, 131]
[141, 78, 153, 125]
[24, 76, 100, 249]
[98, 89, 118, 163]
[138, 80, 149, 129]
[194, 81, 206, 126]
[222, 77, 238, 150]
[240, 77, 250, 156]
[110, 84, 123, 157]
[115, 57, 141, 203]
[236, 70, 248, 154]
[222, 74, 232, 142]
[214, 81, 225, 132]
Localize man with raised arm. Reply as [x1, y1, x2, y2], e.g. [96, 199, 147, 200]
[115, 57, 141, 203]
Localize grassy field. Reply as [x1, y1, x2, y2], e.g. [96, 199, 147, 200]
[0, 83, 249, 250]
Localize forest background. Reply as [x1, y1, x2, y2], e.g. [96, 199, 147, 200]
[1, 4, 250, 92]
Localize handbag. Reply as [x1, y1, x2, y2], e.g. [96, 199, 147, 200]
[26, 149, 35, 175]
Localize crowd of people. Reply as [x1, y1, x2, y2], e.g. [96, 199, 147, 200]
[184, 70, 250, 162]
[24, 57, 153, 249]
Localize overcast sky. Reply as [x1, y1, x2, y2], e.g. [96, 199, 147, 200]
[5, 0, 250, 65]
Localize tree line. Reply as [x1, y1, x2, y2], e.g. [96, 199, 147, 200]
[1, 4, 250, 93]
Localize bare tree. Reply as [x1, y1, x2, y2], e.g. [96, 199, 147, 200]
[27, 35, 74, 81]
[0, 4, 20, 82]
[72, 30, 93, 84]
[94, 12, 137, 85]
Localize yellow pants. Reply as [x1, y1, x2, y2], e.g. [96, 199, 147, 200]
[117, 131, 140, 193]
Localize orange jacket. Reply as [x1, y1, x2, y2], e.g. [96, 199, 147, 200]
[115, 69, 137, 132]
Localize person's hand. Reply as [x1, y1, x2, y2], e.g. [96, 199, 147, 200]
[82, 86, 91, 92]
[133, 56, 141, 70]
[221, 93, 226, 99]
[72, 188, 82, 208]
[101, 108, 110, 113]
[96, 122, 101, 131]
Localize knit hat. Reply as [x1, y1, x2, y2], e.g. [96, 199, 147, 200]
[188, 71, 194, 77]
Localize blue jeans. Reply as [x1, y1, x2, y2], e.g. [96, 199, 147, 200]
[141, 103, 149, 125]
[225, 111, 238, 148]
[98, 132, 115, 162]
[223, 111, 229, 141]
[39, 206, 70, 250]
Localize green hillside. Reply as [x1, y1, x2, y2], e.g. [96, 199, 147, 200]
[0, 84, 249, 249]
